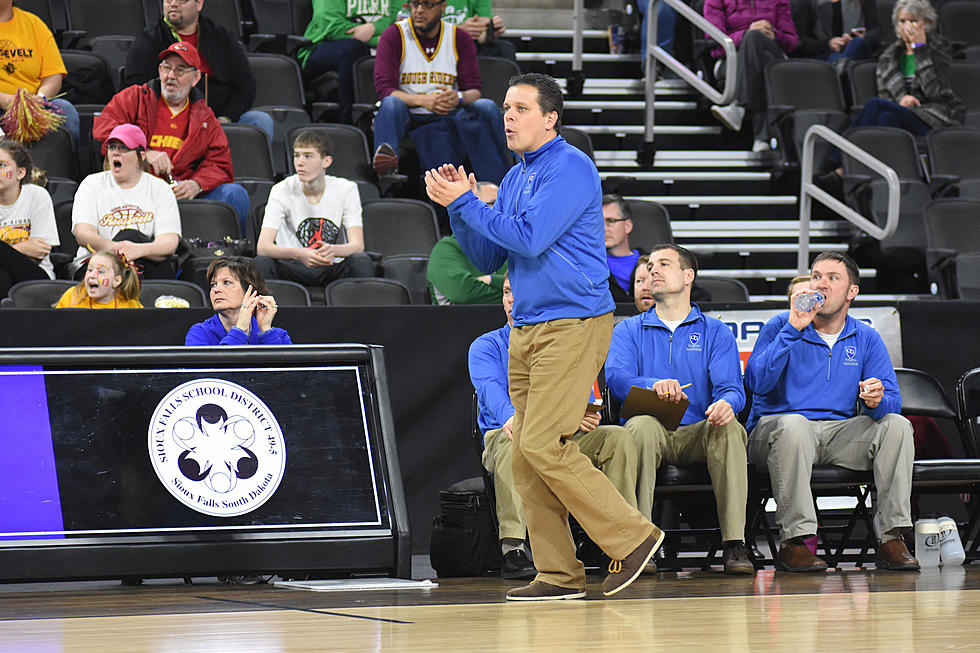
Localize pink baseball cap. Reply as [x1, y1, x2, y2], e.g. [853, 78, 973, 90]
[158, 41, 202, 70]
[105, 124, 147, 150]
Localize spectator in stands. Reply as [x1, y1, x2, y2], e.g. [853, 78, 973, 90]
[372, 0, 511, 184]
[443, 0, 515, 60]
[603, 194, 647, 304]
[816, 0, 962, 192]
[299, 0, 400, 124]
[470, 274, 642, 579]
[632, 255, 653, 313]
[789, 0, 880, 63]
[71, 124, 181, 279]
[0, 0, 80, 145]
[427, 181, 507, 304]
[94, 42, 251, 235]
[705, 0, 799, 153]
[254, 129, 374, 287]
[605, 244, 755, 575]
[0, 139, 58, 298]
[745, 251, 919, 572]
[186, 257, 291, 345]
[55, 249, 143, 308]
[637, 0, 678, 63]
[124, 0, 274, 139]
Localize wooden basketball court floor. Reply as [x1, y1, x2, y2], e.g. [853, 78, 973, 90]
[3, 560, 980, 652]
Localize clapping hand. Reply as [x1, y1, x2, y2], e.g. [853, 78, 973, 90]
[425, 164, 476, 207]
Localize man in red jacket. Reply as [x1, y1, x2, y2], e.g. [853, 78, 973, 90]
[93, 42, 250, 235]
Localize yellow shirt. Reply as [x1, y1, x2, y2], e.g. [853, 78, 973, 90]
[54, 286, 143, 309]
[0, 8, 66, 96]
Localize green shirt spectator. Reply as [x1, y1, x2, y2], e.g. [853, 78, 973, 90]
[428, 235, 507, 304]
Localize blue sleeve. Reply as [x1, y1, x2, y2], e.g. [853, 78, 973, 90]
[448, 153, 599, 258]
[707, 321, 745, 413]
[448, 193, 508, 274]
[468, 334, 513, 427]
[184, 323, 214, 346]
[745, 317, 801, 395]
[220, 327, 250, 345]
[862, 331, 902, 418]
[257, 327, 292, 345]
[605, 319, 660, 403]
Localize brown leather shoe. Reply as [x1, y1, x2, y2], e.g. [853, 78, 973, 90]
[776, 538, 828, 572]
[876, 538, 920, 571]
[601, 526, 665, 596]
[505, 580, 585, 601]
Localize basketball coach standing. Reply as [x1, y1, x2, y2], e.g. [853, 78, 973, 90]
[425, 72, 662, 601]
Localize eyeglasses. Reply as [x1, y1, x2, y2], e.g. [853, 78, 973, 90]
[159, 63, 196, 77]
[163, 0, 195, 6]
[106, 143, 135, 152]
[410, 0, 445, 10]
[604, 218, 629, 226]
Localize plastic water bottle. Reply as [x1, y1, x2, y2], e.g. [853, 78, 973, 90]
[937, 515, 966, 566]
[914, 518, 941, 568]
[792, 291, 824, 312]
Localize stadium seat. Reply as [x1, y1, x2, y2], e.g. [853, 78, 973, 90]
[926, 127, 980, 200]
[562, 127, 595, 162]
[955, 253, 980, 300]
[764, 59, 850, 170]
[140, 280, 208, 308]
[949, 62, 980, 127]
[694, 276, 750, 302]
[351, 55, 379, 131]
[938, 1, 980, 49]
[623, 199, 672, 249]
[247, 0, 313, 57]
[1, 280, 75, 308]
[923, 198, 980, 298]
[179, 200, 242, 242]
[477, 56, 520, 107]
[28, 127, 78, 182]
[841, 126, 933, 291]
[845, 60, 877, 118]
[381, 255, 429, 305]
[361, 199, 441, 259]
[264, 279, 312, 306]
[246, 52, 312, 177]
[324, 278, 411, 306]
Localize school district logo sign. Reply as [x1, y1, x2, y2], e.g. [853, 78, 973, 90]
[148, 379, 286, 517]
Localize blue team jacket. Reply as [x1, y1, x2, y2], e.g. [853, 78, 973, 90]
[605, 304, 745, 426]
[184, 313, 293, 346]
[448, 136, 615, 326]
[469, 324, 513, 432]
[744, 312, 901, 432]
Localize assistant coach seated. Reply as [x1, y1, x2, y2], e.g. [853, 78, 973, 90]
[745, 251, 918, 572]
[605, 244, 754, 575]
[94, 42, 250, 234]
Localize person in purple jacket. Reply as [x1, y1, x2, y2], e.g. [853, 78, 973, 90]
[185, 257, 292, 346]
[704, 0, 799, 152]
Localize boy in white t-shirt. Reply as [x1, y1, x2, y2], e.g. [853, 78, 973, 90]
[254, 130, 374, 286]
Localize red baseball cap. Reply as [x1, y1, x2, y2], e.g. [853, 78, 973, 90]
[158, 41, 202, 70]
[106, 124, 147, 150]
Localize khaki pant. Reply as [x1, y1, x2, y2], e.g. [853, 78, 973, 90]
[509, 313, 654, 589]
[625, 415, 748, 542]
[483, 424, 640, 542]
[748, 413, 914, 542]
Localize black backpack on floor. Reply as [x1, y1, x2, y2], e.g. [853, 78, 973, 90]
[429, 477, 501, 577]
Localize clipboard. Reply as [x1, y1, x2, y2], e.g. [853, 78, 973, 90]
[619, 386, 689, 431]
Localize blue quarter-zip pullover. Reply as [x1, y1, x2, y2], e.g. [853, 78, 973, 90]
[744, 312, 901, 432]
[447, 135, 614, 326]
[605, 304, 745, 426]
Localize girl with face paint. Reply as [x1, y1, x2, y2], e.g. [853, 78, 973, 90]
[54, 250, 143, 308]
[0, 139, 59, 299]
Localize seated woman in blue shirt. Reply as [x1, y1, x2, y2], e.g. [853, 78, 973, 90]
[185, 257, 292, 345]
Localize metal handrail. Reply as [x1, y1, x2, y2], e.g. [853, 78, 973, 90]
[645, 0, 737, 144]
[797, 124, 901, 273]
